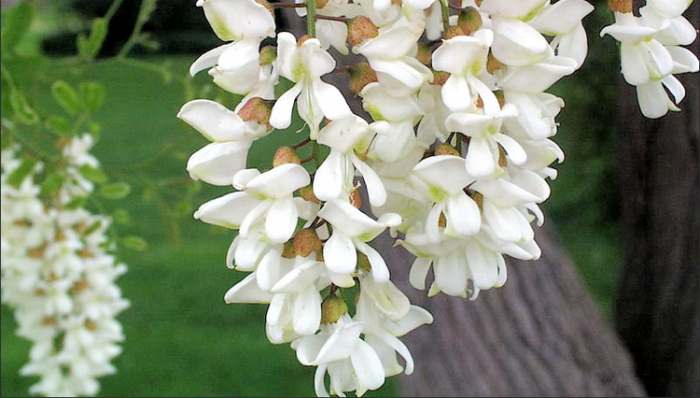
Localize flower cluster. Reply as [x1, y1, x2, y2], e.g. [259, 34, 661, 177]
[1, 137, 129, 397]
[181, 0, 595, 395]
[601, 0, 699, 118]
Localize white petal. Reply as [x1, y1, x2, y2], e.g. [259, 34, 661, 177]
[187, 141, 251, 186]
[409, 258, 431, 290]
[194, 191, 259, 229]
[350, 340, 386, 391]
[313, 79, 352, 121]
[190, 43, 232, 76]
[293, 289, 322, 335]
[465, 137, 497, 178]
[265, 197, 298, 243]
[445, 193, 481, 237]
[324, 231, 357, 274]
[270, 82, 303, 130]
[224, 273, 272, 304]
[351, 154, 387, 207]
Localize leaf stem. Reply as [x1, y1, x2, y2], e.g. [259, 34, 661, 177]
[306, 0, 317, 36]
[439, 0, 450, 35]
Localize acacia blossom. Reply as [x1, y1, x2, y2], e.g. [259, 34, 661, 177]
[1, 138, 129, 397]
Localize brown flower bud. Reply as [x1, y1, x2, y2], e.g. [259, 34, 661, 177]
[458, 7, 482, 36]
[238, 97, 273, 127]
[416, 42, 432, 67]
[299, 185, 320, 204]
[347, 16, 379, 47]
[293, 229, 323, 257]
[281, 241, 297, 258]
[273, 146, 302, 167]
[349, 62, 378, 94]
[608, 0, 632, 13]
[321, 295, 348, 324]
[438, 212, 447, 228]
[435, 143, 461, 156]
[487, 52, 505, 74]
[317, 0, 329, 8]
[259, 46, 277, 65]
[350, 188, 363, 209]
[444, 25, 466, 39]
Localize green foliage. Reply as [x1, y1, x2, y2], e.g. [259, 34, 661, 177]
[99, 182, 132, 200]
[51, 80, 83, 115]
[0, 1, 34, 57]
[77, 18, 109, 61]
[121, 235, 148, 251]
[6, 158, 37, 188]
[8, 88, 39, 125]
[79, 164, 109, 184]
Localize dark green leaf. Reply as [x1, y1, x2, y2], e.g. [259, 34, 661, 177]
[7, 158, 37, 188]
[99, 182, 131, 199]
[51, 81, 82, 115]
[79, 164, 108, 184]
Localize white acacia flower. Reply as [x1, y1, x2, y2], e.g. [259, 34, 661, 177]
[178, 99, 271, 186]
[528, 0, 594, 67]
[313, 116, 387, 207]
[190, 0, 276, 94]
[403, 230, 507, 298]
[296, 0, 353, 54]
[270, 33, 352, 138]
[410, 156, 481, 242]
[294, 316, 385, 397]
[194, 164, 310, 243]
[432, 29, 494, 112]
[354, 20, 431, 94]
[317, 200, 401, 283]
[444, 95, 524, 178]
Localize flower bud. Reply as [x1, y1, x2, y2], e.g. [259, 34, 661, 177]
[416, 43, 432, 67]
[273, 146, 302, 167]
[299, 185, 320, 204]
[608, 0, 632, 13]
[259, 46, 277, 65]
[298, 34, 313, 46]
[293, 229, 323, 257]
[317, 0, 329, 8]
[282, 241, 297, 258]
[498, 145, 508, 168]
[444, 25, 466, 39]
[255, 0, 274, 13]
[349, 63, 378, 95]
[435, 143, 460, 156]
[458, 7, 482, 35]
[347, 16, 379, 47]
[438, 212, 447, 227]
[321, 295, 348, 324]
[432, 71, 450, 86]
[350, 188, 362, 209]
[471, 191, 484, 210]
[487, 53, 505, 74]
[238, 97, 273, 127]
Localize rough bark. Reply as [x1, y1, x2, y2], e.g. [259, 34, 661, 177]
[380, 226, 645, 397]
[614, 3, 700, 396]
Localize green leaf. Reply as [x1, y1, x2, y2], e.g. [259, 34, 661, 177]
[80, 82, 106, 113]
[1, 1, 34, 56]
[99, 182, 131, 199]
[79, 164, 108, 184]
[7, 158, 37, 188]
[45, 115, 72, 136]
[122, 235, 148, 251]
[9, 88, 38, 125]
[51, 81, 82, 115]
[65, 196, 88, 209]
[41, 173, 65, 197]
[83, 220, 102, 236]
[77, 18, 108, 60]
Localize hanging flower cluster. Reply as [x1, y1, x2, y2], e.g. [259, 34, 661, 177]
[181, 0, 596, 395]
[601, 0, 699, 118]
[1, 136, 129, 397]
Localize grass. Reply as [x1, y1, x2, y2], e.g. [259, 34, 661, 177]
[1, 49, 621, 396]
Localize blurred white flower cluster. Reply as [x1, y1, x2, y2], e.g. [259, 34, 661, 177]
[180, 0, 598, 395]
[1, 136, 129, 397]
[602, 0, 699, 118]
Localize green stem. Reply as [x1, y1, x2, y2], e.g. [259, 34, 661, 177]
[118, 0, 157, 58]
[105, 0, 125, 22]
[306, 0, 317, 37]
[312, 141, 321, 170]
[439, 0, 450, 35]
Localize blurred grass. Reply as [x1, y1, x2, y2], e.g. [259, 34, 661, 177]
[1, 28, 622, 394]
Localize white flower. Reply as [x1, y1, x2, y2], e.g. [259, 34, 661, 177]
[313, 116, 387, 207]
[317, 200, 400, 283]
[270, 32, 352, 138]
[432, 29, 494, 112]
[528, 0, 594, 67]
[410, 155, 481, 242]
[178, 99, 271, 186]
[194, 164, 310, 243]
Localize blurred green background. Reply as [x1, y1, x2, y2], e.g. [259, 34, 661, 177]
[1, 1, 621, 396]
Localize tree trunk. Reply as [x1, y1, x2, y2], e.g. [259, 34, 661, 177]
[381, 226, 645, 397]
[614, 3, 700, 396]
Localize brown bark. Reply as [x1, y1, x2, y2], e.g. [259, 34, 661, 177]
[615, 3, 700, 396]
[381, 226, 645, 397]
